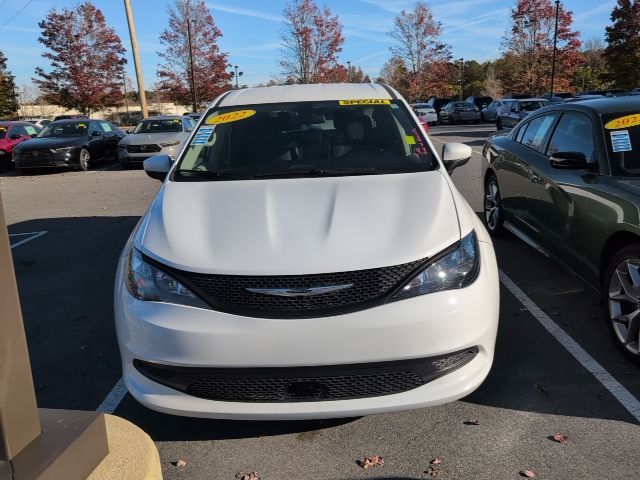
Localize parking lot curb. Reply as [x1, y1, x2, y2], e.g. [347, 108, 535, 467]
[87, 414, 162, 480]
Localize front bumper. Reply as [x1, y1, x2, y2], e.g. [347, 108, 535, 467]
[15, 150, 79, 169]
[114, 240, 499, 419]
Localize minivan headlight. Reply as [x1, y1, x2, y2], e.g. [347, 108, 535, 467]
[125, 248, 209, 308]
[393, 231, 479, 300]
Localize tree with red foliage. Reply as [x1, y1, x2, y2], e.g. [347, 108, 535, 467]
[280, 0, 345, 84]
[157, 0, 232, 108]
[500, 0, 582, 95]
[34, 2, 126, 115]
[387, 1, 453, 101]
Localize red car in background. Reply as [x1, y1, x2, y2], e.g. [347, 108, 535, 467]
[0, 121, 39, 170]
[418, 114, 430, 133]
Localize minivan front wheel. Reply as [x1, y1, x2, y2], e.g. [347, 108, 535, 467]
[605, 246, 640, 363]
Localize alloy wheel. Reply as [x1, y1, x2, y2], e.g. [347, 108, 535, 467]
[79, 149, 90, 171]
[484, 179, 502, 232]
[608, 259, 640, 357]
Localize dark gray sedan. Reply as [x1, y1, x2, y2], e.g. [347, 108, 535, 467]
[496, 98, 548, 130]
[438, 101, 480, 124]
[481, 97, 640, 362]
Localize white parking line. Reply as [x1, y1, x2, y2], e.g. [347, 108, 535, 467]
[9, 231, 47, 249]
[96, 377, 128, 414]
[500, 270, 640, 423]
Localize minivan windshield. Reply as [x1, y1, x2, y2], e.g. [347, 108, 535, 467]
[174, 100, 436, 181]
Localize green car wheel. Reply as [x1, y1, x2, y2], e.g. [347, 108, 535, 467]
[606, 245, 640, 363]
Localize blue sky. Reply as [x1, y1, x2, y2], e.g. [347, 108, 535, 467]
[0, 0, 616, 90]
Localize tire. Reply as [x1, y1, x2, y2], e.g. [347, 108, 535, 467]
[78, 148, 91, 171]
[604, 245, 640, 364]
[483, 174, 505, 236]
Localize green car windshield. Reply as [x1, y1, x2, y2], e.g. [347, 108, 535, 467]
[603, 113, 640, 176]
[174, 100, 435, 180]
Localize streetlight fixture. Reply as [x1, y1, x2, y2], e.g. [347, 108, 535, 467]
[550, 0, 560, 99]
[186, 17, 198, 112]
[230, 65, 243, 89]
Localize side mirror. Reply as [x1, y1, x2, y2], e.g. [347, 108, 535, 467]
[91, 130, 102, 137]
[550, 151, 594, 170]
[144, 154, 172, 181]
[442, 142, 473, 174]
[126, 130, 131, 134]
[30, 134, 37, 138]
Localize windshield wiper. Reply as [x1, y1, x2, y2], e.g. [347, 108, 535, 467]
[250, 167, 399, 179]
[174, 169, 246, 181]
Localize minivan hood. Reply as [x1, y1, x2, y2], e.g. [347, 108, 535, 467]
[138, 171, 461, 275]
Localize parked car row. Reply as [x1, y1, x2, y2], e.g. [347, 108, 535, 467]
[1, 115, 197, 173]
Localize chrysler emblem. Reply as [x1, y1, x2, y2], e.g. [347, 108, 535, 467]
[246, 284, 353, 297]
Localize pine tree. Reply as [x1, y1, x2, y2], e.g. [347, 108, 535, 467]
[604, 0, 640, 89]
[0, 51, 18, 118]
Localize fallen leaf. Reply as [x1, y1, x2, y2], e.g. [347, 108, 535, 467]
[172, 459, 187, 467]
[520, 470, 536, 478]
[357, 455, 384, 469]
[425, 466, 440, 477]
[430, 458, 443, 465]
[551, 433, 568, 444]
[464, 419, 480, 425]
[235, 472, 260, 480]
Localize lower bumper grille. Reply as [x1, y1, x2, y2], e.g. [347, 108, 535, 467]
[133, 347, 479, 403]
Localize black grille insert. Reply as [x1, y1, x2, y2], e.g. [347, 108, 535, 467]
[149, 255, 428, 318]
[133, 347, 479, 403]
[127, 144, 161, 153]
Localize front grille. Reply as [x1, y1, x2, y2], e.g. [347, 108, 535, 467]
[21, 149, 53, 158]
[126, 144, 161, 153]
[134, 348, 479, 403]
[152, 256, 427, 318]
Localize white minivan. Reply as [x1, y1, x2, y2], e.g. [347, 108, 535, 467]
[114, 83, 499, 420]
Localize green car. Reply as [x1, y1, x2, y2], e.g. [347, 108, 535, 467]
[482, 96, 640, 362]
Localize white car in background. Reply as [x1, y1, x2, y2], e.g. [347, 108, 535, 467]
[117, 115, 194, 168]
[411, 103, 438, 126]
[114, 83, 499, 420]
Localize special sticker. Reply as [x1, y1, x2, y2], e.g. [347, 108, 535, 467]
[338, 99, 391, 106]
[604, 114, 640, 130]
[206, 109, 256, 125]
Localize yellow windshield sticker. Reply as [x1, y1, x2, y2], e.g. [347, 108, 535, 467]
[339, 99, 391, 106]
[405, 135, 416, 145]
[0, 127, 5, 131]
[78, 123, 86, 127]
[605, 114, 640, 130]
[206, 109, 256, 125]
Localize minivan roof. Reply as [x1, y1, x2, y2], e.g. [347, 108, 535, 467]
[218, 83, 396, 107]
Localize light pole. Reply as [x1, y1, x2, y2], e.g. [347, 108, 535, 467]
[186, 17, 198, 112]
[123, 0, 148, 118]
[582, 66, 591, 92]
[347, 60, 351, 82]
[230, 65, 243, 89]
[550, 0, 560, 99]
[122, 70, 130, 123]
[458, 58, 464, 100]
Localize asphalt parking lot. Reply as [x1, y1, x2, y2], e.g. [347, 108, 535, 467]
[2, 124, 640, 479]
